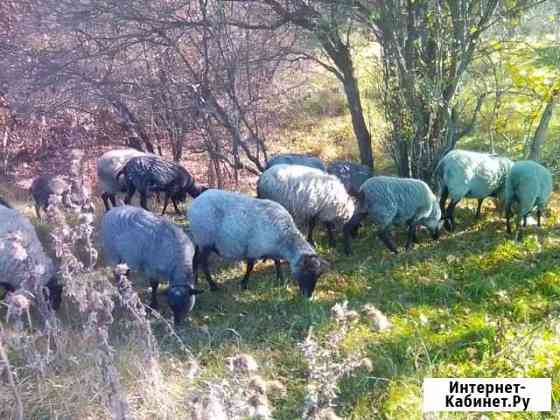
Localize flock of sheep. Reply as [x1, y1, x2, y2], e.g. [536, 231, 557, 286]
[0, 147, 554, 325]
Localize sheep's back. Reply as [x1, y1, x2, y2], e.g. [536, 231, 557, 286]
[101, 206, 192, 281]
[361, 177, 435, 227]
[0, 207, 54, 289]
[258, 164, 354, 226]
[266, 153, 326, 171]
[97, 149, 146, 194]
[189, 189, 308, 261]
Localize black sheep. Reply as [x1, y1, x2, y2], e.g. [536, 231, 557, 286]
[117, 155, 206, 215]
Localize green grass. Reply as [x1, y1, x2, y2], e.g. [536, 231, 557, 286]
[139, 203, 559, 419]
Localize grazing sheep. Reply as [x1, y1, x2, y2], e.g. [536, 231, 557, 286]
[257, 164, 355, 247]
[343, 176, 443, 255]
[266, 153, 326, 172]
[117, 155, 207, 215]
[188, 189, 329, 297]
[101, 205, 202, 324]
[435, 149, 513, 231]
[0, 196, 12, 208]
[327, 160, 373, 197]
[96, 148, 147, 211]
[31, 175, 93, 219]
[504, 160, 553, 240]
[0, 205, 62, 309]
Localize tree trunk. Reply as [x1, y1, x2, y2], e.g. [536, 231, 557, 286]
[528, 93, 558, 161]
[342, 74, 374, 169]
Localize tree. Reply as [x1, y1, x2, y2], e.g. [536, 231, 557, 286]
[231, 0, 375, 169]
[360, 0, 542, 180]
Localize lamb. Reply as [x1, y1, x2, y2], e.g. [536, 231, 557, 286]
[31, 175, 93, 219]
[504, 160, 553, 240]
[327, 160, 373, 197]
[265, 153, 326, 172]
[96, 148, 147, 211]
[188, 189, 329, 297]
[343, 176, 443, 255]
[434, 149, 513, 231]
[101, 205, 202, 324]
[257, 164, 355, 247]
[0, 205, 62, 309]
[117, 155, 207, 215]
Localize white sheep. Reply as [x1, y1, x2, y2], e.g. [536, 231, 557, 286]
[504, 160, 553, 239]
[257, 164, 355, 248]
[188, 189, 329, 297]
[96, 148, 147, 211]
[0, 205, 62, 308]
[343, 176, 443, 255]
[434, 149, 513, 231]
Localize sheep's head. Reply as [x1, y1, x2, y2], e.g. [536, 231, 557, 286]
[293, 254, 330, 298]
[424, 203, 443, 239]
[167, 285, 203, 325]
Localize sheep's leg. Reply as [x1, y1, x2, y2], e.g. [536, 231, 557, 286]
[274, 259, 284, 284]
[537, 209, 542, 227]
[523, 215, 528, 227]
[172, 197, 181, 215]
[101, 192, 111, 211]
[240, 259, 255, 290]
[342, 212, 366, 256]
[505, 203, 513, 234]
[515, 213, 524, 241]
[124, 185, 135, 205]
[378, 227, 398, 255]
[439, 187, 448, 218]
[324, 221, 336, 247]
[445, 200, 459, 232]
[149, 280, 159, 310]
[160, 193, 171, 215]
[200, 248, 219, 291]
[193, 247, 199, 285]
[34, 203, 41, 220]
[109, 194, 117, 208]
[475, 198, 484, 219]
[404, 223, 417, 250]
[140, 193, 149, 211]
[307, 217, 317, 246]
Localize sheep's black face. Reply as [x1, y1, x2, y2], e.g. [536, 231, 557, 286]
[46, 278, 63, 310]
[431, 220, 445, 240]
[294, 255, 330, 298]
[167, 286, 203, 325]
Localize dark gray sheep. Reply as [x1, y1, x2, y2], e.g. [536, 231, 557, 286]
[327, 160, 373, 197]
[504, 160, 553, 240]
[343, 176, 443, 255]
[101, 205, 202, 324]
[117, 155, 207, 215]
[266, 153, 326, 172]
[31, 175, 93, 219]
[0, 205, 62, 309]
[188, 189, 329, 297]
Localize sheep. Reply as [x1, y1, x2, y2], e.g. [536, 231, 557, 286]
[265, 153, 326, 172]
[31, 175, 94, 219]
[343, 176, 443, 255]
[96, 148, 147, 211]
[117, 155, 207, 215]
[101, 205, 202, 324]
[504, 160, 553, 240]
[257, 164, 355, 248]
[188, 189, 329, 297]
[0, 205, 62, 309]
[327, 160, 373, 198]
[434, 149, 513, 231]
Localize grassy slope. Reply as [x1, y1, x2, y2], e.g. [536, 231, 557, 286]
[3, 56, 560, 419]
